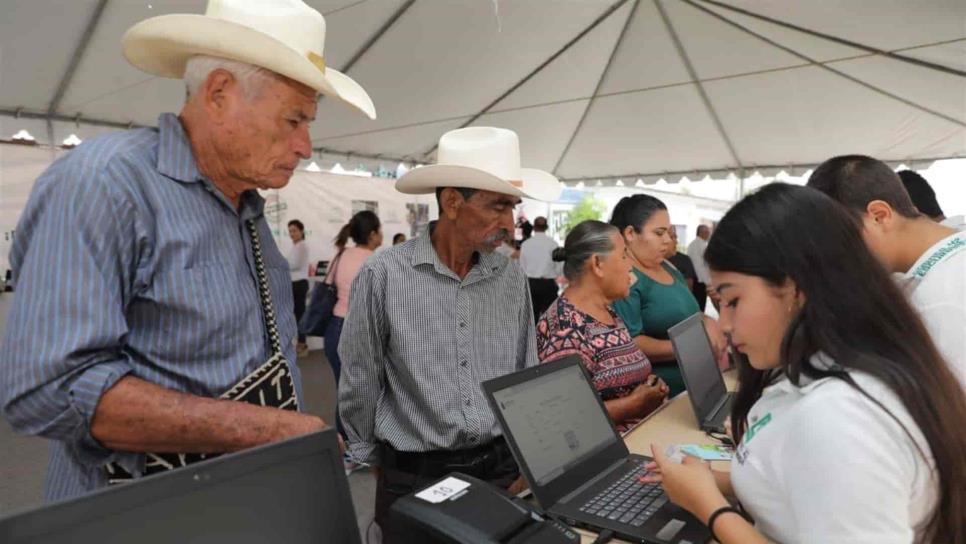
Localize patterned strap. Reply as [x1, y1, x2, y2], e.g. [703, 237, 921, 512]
[246, 220, 282, 357]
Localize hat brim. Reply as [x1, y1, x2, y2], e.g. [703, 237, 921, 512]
[395, 164, 562, 202]
[122, 14, 376, 119]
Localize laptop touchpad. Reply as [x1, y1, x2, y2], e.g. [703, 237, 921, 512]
[655, 519, 686, 542]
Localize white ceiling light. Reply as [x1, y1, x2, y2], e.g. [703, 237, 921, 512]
[305, 161, 322, 172]
[12, 129, 35, 141]
[330, 163, 348, 174]
[62, 134, 82, 147]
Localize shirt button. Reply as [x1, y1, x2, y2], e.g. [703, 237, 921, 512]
[459, 322, 466, 328]
[465, 399, 471, 406]
[461, 360, 468, 367]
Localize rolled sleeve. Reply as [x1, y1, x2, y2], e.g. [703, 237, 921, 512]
[67, 359, 134, 462]
[338, 264, 388, 465]
[1, 154, 139, 468]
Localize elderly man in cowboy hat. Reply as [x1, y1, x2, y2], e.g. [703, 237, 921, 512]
[339, 126, 562, 542]
[1, 0, 374, 502]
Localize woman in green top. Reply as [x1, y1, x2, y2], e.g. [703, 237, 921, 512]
[610, 194, 727, 397]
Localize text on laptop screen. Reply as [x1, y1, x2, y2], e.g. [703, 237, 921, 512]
[492, 363, 617, 486]
[674, 319, 726, 418]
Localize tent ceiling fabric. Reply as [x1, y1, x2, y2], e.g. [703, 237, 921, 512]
[1, 0, 964, 183]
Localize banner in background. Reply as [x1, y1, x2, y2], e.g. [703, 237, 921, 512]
[263, 171, 438, 269]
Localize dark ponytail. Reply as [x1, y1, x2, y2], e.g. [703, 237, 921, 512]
[335, 210, 381, 250]
[609, 194, 667, 234]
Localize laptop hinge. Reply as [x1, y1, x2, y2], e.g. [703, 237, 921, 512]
[705, 394, 730, 425]
[557, 459, 626, 505]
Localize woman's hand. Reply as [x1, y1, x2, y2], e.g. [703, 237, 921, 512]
[647, 443, 730, 524]
[630, 375, 669, 416]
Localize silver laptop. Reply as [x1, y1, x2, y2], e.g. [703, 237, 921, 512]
[669, 313, 734, 434]
[483, 356, 709, 543]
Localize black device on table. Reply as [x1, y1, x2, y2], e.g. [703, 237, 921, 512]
[482, 356, 710, 544]
[392, 472, 580, 543]
[669, 313, 735, 435]
[0, 429, 360, 544]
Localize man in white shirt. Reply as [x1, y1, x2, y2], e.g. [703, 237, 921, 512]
[686, 225, 712, 311]
[808, 155, 966, 389]
[519, 217, 561, 322]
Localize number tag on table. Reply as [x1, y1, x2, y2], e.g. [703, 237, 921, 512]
[415, 476, 472, 504]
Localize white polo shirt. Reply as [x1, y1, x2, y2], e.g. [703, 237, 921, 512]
[901, 230, 966, 390]
[519, 232, 561, 279]
[686, 237, 711, 285]
[731, 355, 937, 543]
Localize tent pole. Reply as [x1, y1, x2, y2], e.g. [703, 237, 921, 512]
[696, 0, 966, 78]
[48, 0, 109, 116]
[682, 0, 966, 128]
[654, 0, 747, 181]
[422, 0, 632, 158]
[552, 0, 640, 176]
[338, 0, 416, 74]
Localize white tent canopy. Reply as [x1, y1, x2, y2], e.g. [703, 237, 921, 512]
[1, 0, 965, 185]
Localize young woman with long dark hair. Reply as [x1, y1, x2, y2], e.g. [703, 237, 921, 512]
[644, 184, 966, 543]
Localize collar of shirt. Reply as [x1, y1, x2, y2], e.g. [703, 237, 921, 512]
[765, 352, 842, 398]
[411, 226, 507, 284]
[156, 113, 265, 221]
[898, 230, 966, 293]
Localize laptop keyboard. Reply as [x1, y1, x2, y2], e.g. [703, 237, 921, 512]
[577, 464, 668, 527]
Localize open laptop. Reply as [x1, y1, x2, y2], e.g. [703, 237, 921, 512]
[669, 313, 734, 434]
[483, 356, 709, 544]
[0, 429, 360, 544]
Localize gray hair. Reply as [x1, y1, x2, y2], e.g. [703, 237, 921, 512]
[552, 220, 618, 281]
[183, 55, 278, 100]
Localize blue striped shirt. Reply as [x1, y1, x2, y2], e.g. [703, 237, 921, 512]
[1, 113, 299, 502]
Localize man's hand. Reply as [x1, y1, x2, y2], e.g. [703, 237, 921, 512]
[507, 475, 529, 495]
[91, 376, 330, 454]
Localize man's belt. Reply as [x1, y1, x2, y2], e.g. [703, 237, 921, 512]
[381, 438, 513, 478]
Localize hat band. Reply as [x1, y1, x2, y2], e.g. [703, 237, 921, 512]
[307, 52, 326, 74]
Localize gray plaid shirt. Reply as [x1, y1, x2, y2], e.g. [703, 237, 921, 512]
[338, 230, 537, 465]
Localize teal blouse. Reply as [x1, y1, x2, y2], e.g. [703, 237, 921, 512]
[612, 263, 700, 396]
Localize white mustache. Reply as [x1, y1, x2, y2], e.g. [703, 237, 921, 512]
[484, 230, 510, 244]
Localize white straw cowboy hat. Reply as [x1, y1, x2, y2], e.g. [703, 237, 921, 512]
[122, 0, 376, 119]
[396, 127, 563, 202]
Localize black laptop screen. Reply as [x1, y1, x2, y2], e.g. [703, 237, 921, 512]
[671, 315, 727, 421]
[491, 362, 616, 486]
[0, 431, 360, 544]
